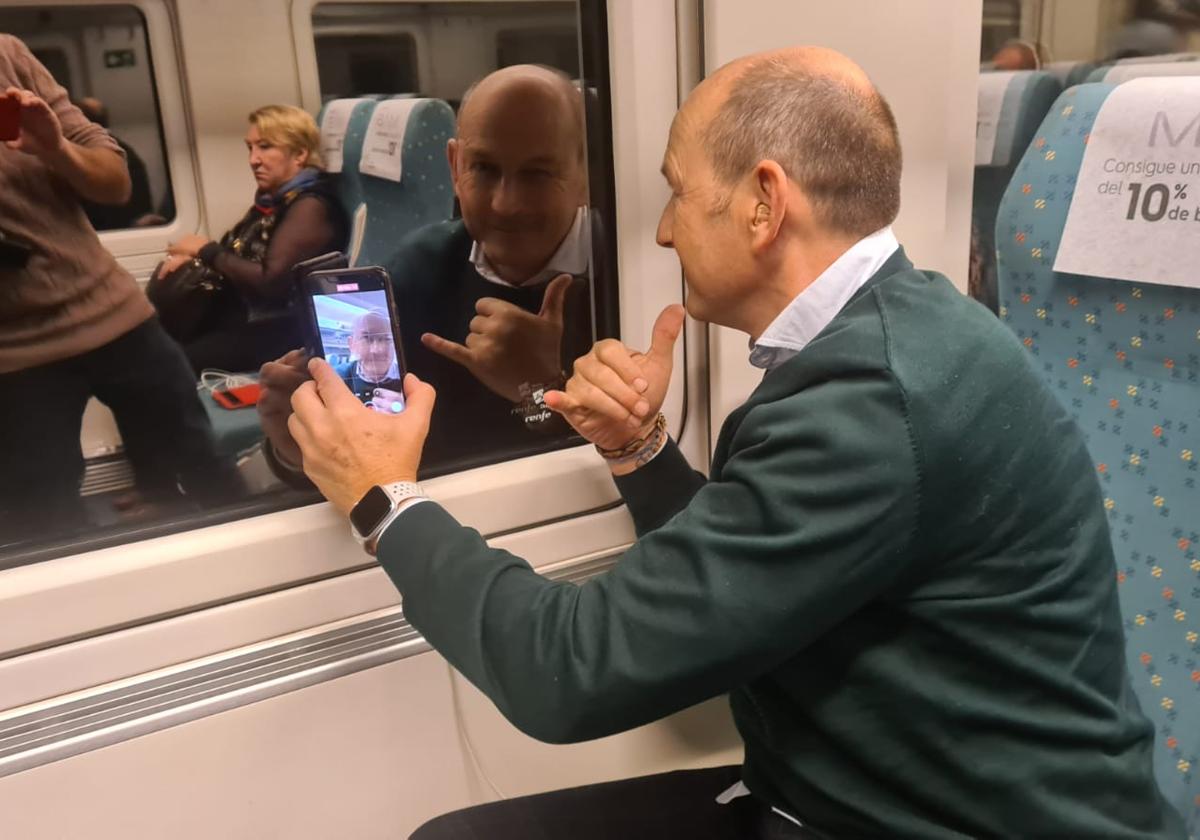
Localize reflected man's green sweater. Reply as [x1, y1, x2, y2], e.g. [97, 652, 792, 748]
[378, 249, 1183, 838]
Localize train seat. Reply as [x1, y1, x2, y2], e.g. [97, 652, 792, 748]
[1046, 60, 1098, 88]
[995, 81, 1200, 832]
[354, 97, 455, 268]
[973, 70, 1062, 312]
[318, 98, 378, 263]
[1087, 60, 1200, 84]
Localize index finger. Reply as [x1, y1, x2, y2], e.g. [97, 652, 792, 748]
[594, 341, 649, 393]
[474, 297, 515, 317]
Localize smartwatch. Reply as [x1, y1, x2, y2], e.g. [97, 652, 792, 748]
[349, 481, 426, 555]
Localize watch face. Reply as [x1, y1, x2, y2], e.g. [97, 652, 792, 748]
[350, 485, 392, 536]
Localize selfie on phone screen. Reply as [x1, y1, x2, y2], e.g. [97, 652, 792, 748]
[311, 290, 406, 414]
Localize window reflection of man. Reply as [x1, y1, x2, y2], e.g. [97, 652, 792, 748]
[258, 64, 598, 474]
[389, 64, 597, 468]
[334, 311, 404, 414]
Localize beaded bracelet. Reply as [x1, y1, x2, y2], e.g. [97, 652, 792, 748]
[596, 412, 669, 466]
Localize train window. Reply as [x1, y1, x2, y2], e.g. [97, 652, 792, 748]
[980, 0, 1023, 63]
[971, 0, 1200, 312]
[0, 0, 618, 567]
[496, 27, 580, 73]
[315, 33, 420, 99]
[0, 5, 175, 231]
[304, 0, 613, 477]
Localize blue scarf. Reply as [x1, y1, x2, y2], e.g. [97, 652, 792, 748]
[254, 167, 321, 214]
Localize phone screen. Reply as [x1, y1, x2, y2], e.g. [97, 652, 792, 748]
[308, 284, 406, 414]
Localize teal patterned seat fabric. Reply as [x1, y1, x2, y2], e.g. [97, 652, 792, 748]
[996, 82, 1200, 832]
[335, 98, 379, 252]
[973, 71, 1062, 313]
[355, 98, 455, 268]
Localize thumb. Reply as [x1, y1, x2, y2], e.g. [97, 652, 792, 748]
[647, 304, 685, 362]
[538, 273, 573, 325]
[402, 372, 437, 426]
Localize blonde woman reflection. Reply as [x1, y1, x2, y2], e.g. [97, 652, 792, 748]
[333, 311, 405, 414]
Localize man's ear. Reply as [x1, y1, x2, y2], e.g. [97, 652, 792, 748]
[446, 138, 460, 181]
[749, 160, 788, 251]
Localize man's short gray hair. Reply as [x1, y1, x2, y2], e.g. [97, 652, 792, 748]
[702, 57, 902, 238]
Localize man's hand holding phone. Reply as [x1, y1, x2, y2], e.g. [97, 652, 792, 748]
[290, 360, 436, 514]
[258, 349, 312, 468]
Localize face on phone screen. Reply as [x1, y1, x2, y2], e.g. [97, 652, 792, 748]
[311, 290, 406, 414]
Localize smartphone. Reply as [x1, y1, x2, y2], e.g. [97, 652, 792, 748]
[292, 250, 348, 280]
[211, 383, 262, 410]
[0, 94, 18, 142]
[301, 266, 407, 414]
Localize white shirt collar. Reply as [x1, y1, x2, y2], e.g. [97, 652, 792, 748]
[354, 359, 400, 382]
[749, 226, 900, 371]
[469, 206, 591, 288]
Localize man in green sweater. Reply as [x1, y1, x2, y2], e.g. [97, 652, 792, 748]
[287, 47, 1184, 838]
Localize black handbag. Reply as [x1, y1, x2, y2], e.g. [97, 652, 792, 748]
[146, 258, 233, 344]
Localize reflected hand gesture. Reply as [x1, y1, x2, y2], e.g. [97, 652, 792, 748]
[289, 360, 436, 514]
[421, 273, 572, 402]
[3, 87, 64, 159]
[543, 304, 684, 451]
[258, 349, 311, 467]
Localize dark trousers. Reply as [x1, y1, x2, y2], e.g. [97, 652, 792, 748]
[410, 766, 822, 840]
[0, 317, 243, 539]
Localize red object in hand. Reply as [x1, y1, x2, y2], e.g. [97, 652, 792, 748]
[0, 95, 20, 142]
[211, 383, 263, 410]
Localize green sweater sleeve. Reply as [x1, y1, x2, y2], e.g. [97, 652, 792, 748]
[611, 439, 707, 536]
[377, 371, 920, 744]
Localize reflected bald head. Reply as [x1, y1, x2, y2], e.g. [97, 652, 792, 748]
[680, 46, 902, 237]
[353, 310, 389, 338]
[458, 64, 584, 163]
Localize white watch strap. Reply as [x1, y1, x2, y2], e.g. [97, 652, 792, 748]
[359, 482, 429, 556]
[381, 481, 424, 504]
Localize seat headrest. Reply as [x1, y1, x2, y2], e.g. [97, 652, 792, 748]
[1052, 77, 1200, 290]
[358, 97, 435, 184]
[977, 71, 1063, 167]
[1089, 61, 1200, 84]
[319, 97, 374, 174]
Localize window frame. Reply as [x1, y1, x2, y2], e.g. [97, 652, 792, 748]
[0, 0, 693, 659]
